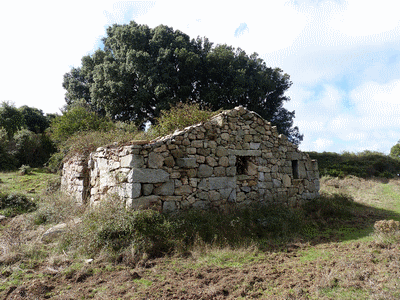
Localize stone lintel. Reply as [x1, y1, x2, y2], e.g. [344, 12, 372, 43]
[228, 150, 261, 156]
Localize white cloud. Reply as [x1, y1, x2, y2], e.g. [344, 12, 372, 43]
[329, 114, 352, 131]
[0, 1, 119, 113]
[135, 1, 307, 55]
[330, 0, 400, 37]
[350, 79, 400, 129]
[313, 138, 334, 151]
[1, 0, 399, 155]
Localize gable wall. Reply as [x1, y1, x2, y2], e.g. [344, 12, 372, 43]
[61, 106, 319, 212]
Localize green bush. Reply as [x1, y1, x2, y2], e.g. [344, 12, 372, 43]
[0, 128, 17, 170]
[32, 191, 82, 225]
[0, 193, 37, 217]
[61, 197, 310, 260]
[58, 192, 363, 263]
[303, 193, 356, 221]
[49, 106, 115, 144]
[307, 151, 400, 178]
[61, 129, 140, 158]
[60, 198, 177, 258]
[150, 103, 219, 138]
[46, 151, 65, 172]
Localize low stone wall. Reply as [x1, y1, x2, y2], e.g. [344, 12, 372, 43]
[61, 106, 319, 212]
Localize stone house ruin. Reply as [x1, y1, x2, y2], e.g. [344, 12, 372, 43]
[61, 106, 320, 213]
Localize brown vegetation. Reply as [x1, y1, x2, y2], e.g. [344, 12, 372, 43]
[1, 175, 400, 299]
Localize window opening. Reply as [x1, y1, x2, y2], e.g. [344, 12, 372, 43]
[292, 160, 299, 179]
[236, 156, 248, 175]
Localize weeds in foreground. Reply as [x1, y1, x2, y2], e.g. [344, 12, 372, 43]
[31, 191, 84, 225]
[373, 219, 400, 245]
[57, 192, 374, 265]
[0, 193, 36, 217]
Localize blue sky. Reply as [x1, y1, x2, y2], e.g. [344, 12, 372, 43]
[1, 0, 400, 154]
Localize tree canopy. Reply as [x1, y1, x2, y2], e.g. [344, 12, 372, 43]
[0, 102, 25, 139]
[19, 105, 49, 134]
[63, 21, 303, 144]
[390, 141, 400, 159]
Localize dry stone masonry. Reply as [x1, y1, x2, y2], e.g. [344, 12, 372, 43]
[61, 106, 320, 212]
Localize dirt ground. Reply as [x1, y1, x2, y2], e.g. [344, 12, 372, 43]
[2, 238, 399, 300]
[2, 176, 400, 299]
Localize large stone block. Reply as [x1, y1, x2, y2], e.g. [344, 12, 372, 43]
[192, 201, 209, 210]
[273, 179, 282, 188]
[154, 180, 175, 196]
[250, 142, 260, 150]
[128, 168, 169, 183]
[121, 155, 144, 168]
[209, 177, 236, 190]
[127, 195, 161, 210]
[226, 166, 236, 177]
[148, 152, 164, 169]
[176, 158, 197, 168]
[197, 164, 213, 177]
[209, 190, 221, 201]
[142, 183, 154, 196]
[219, 156, 229, 167]
[206, 156, 218, 167]
[247, 162, 258, 176]
[228, 150, 261, 156]
[174, 185, 193, 195]
[119, 183, 141, 199]
[282, 174, 291, 187]
[164, 156, 175, 168]
[215, 146, 228, 157]
[163, 201, 177, 213]
[213, 166, 226, 177]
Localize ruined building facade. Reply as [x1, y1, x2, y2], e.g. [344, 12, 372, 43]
[61, 106, 319, 212]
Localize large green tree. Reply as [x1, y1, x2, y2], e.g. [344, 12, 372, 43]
[19, 105, 50, 134]
[63, 21, 303, 144]
[0, 102, 25, 139]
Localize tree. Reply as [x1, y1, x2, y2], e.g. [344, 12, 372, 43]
[63, 21, 303, 144]
[0, 102, 25, 139]
[19, 105, 50, 134]
[390, 141, 400, 159]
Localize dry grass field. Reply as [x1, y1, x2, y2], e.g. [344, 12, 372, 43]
[1, 170, 399, 299]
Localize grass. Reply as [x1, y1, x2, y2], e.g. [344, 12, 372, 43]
[0, 168, 60, 195]
[193, 246, 265, 268]
[1, 172, 400, 299]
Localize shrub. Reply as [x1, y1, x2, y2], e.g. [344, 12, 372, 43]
[0, 193, 36, 217]
[31, 191, 83, 225]
[49, 106, 114, 144]
[373, 219, 400, 245]
[46, 151, 65, 172]
[12, 129, 57, 168]
[61, 129, 140, 158]
[19, 165, 31, 175]
[150, 103, 219, 138]
[374, 220, 400, 235]
[303, 192, 356, 222]
[60, 197, 176, 258]
[307, 151, 400, 178]
[0, 128, 17, 170]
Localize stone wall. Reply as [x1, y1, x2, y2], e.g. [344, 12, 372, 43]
[61, 106, 319, 212]
[60, 154, 89, 205]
